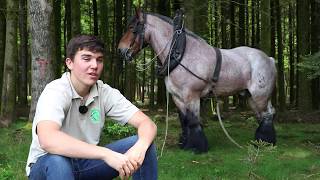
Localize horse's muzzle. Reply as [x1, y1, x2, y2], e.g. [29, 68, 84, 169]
[118, 48, 133, 61]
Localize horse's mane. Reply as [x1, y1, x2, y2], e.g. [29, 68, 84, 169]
[146, 12, 206, 43]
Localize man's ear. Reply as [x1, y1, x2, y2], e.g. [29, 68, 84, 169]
[65, 58, 73, 70]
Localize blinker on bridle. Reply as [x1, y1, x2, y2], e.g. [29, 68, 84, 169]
[129, 12, 147, 51]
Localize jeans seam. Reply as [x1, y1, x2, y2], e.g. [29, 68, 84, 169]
[77, 161, 107, 173]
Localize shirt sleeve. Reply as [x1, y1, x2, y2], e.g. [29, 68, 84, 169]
[33, 84, 70, 127]
[102, 84, 139, 125]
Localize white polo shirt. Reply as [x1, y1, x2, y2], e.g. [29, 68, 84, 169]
[25, 72, 139, 176]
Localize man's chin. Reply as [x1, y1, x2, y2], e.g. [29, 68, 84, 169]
[86, 79, 98, 86]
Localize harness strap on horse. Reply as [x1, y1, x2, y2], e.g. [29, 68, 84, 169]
[158, 9, 186, 76]
[212, 48, 222, 83]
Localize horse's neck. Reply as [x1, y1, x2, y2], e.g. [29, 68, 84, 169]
[146, 15, 173, 65]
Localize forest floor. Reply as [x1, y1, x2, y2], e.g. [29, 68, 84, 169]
[0, 109, 320, 179]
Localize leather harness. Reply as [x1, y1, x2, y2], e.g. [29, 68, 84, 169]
[157, 10, 222, 84]
[132, 10, 223, 84]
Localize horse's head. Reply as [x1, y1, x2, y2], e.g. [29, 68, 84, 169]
[118, 9, 147, 61]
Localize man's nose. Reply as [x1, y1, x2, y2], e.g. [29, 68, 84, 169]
[90, 59, 98, 68]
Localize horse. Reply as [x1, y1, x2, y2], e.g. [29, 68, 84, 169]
[118, 9, 277, 153]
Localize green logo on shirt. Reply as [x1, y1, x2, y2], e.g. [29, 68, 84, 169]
[90, 108, 101, 124]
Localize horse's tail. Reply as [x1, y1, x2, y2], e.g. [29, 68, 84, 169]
[269, 56, 277, 88]
[269, 57, 277, 72]
[269, 57, 275, 64]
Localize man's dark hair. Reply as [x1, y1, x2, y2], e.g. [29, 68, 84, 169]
[66, 35, 105, 60]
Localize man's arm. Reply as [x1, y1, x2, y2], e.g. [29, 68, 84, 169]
[37, 120, 134, 177]
[125, 110, 157, 168]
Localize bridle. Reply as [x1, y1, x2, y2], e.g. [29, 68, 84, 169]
[128, 12, 147, 51]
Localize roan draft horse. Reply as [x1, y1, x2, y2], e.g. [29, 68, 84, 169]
[118, 9, 277, 153]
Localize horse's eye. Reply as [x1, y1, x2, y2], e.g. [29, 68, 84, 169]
[129, 26, 134, 31]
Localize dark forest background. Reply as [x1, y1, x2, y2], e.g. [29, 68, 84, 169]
[0, 0, 319, 127]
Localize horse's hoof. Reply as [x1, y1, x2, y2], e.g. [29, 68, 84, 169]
[255, 121, 276, 145]
[178, 134, 187, 149]
[184, 126, 209, 153]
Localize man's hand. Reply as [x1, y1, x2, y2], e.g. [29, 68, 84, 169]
[125, 139, 148, 172]
[102, 150, 136, 179]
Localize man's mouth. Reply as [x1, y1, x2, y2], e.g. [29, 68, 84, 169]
[88, 73, 98, 78]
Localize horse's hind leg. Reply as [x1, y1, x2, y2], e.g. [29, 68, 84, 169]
[249, 98, 276, 145]
[173, 96, 208, 153]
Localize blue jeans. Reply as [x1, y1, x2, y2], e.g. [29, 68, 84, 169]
[29, 136, 158, 180]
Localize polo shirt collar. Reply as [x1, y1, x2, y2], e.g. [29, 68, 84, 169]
[65, 72, 99, 105]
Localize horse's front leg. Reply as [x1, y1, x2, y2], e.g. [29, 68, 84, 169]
[184, 108, 209, 153]
[173, 97, 208, 153]
[172, 97, 189, 148]
[175, 98, 208, 153]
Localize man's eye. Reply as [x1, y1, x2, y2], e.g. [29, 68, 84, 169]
[83, 58, 90, 61]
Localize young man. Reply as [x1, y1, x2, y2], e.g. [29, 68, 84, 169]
[26, 35, 158, 180]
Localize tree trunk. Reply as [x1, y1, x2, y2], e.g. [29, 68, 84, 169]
[288, 2, 296, 107]
[28, 0, 55, 121]
[276, 0, 285, 112]
[124, 0, 136, 101]
[260, 0, 271, 55]
[311, 0, 320, 110]
[114, 0, 123, 90]
[71, 0, 81, 36]
[255, 0, 261, 47]
[214, 0, 219, 47]
[99, 0, 112, 84]
[1, 0, 18, 127]
[93, 0, 98, 35]
[149, 0, 156, 109]
[141, 50, 146, 103]
[270, 0, 277, 106]
[156, 0, 170, 108]
[64, 0, 72, 44]
[238, 0, 246, 46]
[230, 0, 235, 48]
[297, 0, 312, 111]
[251, 0, 255, 47]
[0, 0, 6, 110]
[53, 0, 61, 78]
[18, 0, 28, 113]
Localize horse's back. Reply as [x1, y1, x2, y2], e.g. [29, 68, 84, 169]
[226, 46, 276, 74]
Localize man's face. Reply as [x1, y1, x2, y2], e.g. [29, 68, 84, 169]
[66, 49, 104, 87]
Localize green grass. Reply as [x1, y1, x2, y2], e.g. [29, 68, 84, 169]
[1, 112, 320, 180]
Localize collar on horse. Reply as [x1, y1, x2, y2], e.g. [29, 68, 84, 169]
[157, 9, 186, 76]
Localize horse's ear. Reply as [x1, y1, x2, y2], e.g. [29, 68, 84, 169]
[135, 7, 144, 21]
[135, 7, 142, 18]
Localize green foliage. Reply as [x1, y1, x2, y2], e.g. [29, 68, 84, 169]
[298, 51, 320, 79]
[242, 140, 276, 179]
[1, 114, 320, 179]
[0, 165, 14, 180]
[103, 120, 136, 139]
[133, 0, 144, 7]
